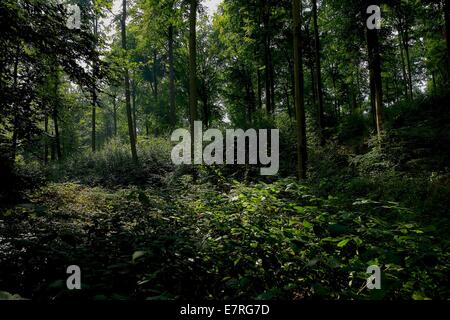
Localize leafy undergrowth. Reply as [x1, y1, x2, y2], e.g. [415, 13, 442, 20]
[0, 178, 449, 300]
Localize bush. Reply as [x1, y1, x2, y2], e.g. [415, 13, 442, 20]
[49, 137, 174, 187]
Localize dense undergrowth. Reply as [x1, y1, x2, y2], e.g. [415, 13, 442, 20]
[0, 178, 448, 300]
[1, 94, 449, 300]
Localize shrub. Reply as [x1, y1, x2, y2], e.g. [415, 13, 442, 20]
[49, 137, 174, 187]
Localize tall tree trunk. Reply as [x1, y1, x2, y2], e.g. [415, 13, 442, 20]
[288, 57, 296, 120]
[310, 63, 316, 111]
[402, 27, 414, 100]
[292, 0, 307, 179]
[121, 0, 138, 164]
[112, 94, 117, 137]
[168, 24, 176, 128]
[153, 50, 158, 103]
[189, 0, 198, 165]
[356, 63, 361, 110]
[263, 0, 272, 114]
[11, 44, 20, 164]
[444, 0, 450, 80]
[257, 67, 262, 110]
[269, 49, 276, 113]
[92, 15, 98, 153]
[53, 70, 62, 161]
[312, 0, 325, 144]
[51, 128, 56, 161]
[132, 78, 138, 140]
[398, 30, 409, 98]
[92, 92, 97, 152]
[44, 115, 49, 165]
[366, 2, 383, 139]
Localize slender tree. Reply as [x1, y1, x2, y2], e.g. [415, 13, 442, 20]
[292, 0, 307, 179]
[53, 68, 62, 161]
[444, 0, 450, 79]
[263, 0, 272, 114]
[11, 44, 20, 164]
[365, 1, 383, 138]
[189, 0, 198, 164]
[92, 13, 98, 152]
[168, 23, 177, 128]
[312, 0, 325, 144]
[121, 0, 138, 164]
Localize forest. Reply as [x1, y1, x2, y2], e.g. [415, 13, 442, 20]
[0, 0, 449, 301]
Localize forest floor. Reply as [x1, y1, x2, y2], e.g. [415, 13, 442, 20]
[1, 176, 449, 300]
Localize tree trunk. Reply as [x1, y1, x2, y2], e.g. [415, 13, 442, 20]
[92, 95, 96, 152]
[92, 15, 98, 153]
[168, 24, 176, 128]
[132, 79, 138, 140]
[44, 115, 49, 165]
[292, 0, 307, 179]
[257, 67, 262, 110]
[263, 0, 272, 114]
[444, 0, 450, 80]
[53, 70, 62, 161]
[398, 30, 409, 98]
[356, 63, 361, 110]
[403, 27, 414, 100]
[153, 50, 158, 103]
[112, 94, 117, 137]
[121, 0, 138, 164]
[269, 49, 276, 113]
[51, 128, 56, 162]
[312, 0, 325, 144]
[366, 3, 383, 139]
[310, 64, 316, 116]
[11, 44, 20, 164]
[189, 0, 198, 165]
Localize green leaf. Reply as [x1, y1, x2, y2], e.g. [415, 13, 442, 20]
[303, 220, 313, 229]
[337, 238, 351, 247]
[132, 251, 146, 263]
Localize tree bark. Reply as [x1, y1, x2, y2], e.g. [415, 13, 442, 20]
[269, 48, 276, 113]
[292, 0, 307, 179]
[402, 26, 414, 100]
[153, 50, 158, 103]
[189, 0, 198, 165]
[132, 78, 138, 140]
[168, 24, 176, 128]
[11, 44, 20, 164]
[92, 15, 98, 153]
[44, 115, 49, 165]
[263, 0, 272, 114]
[398, 30, 409, 98]
[121, 0, 138, 164]
[257, 67, 262, 110]
[366, 2, 383, 139]
[53, 70, 62, 161]
[112, 94, 117, 137]
[312, 0, 325, 144]
[444, 0, 450, 80]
